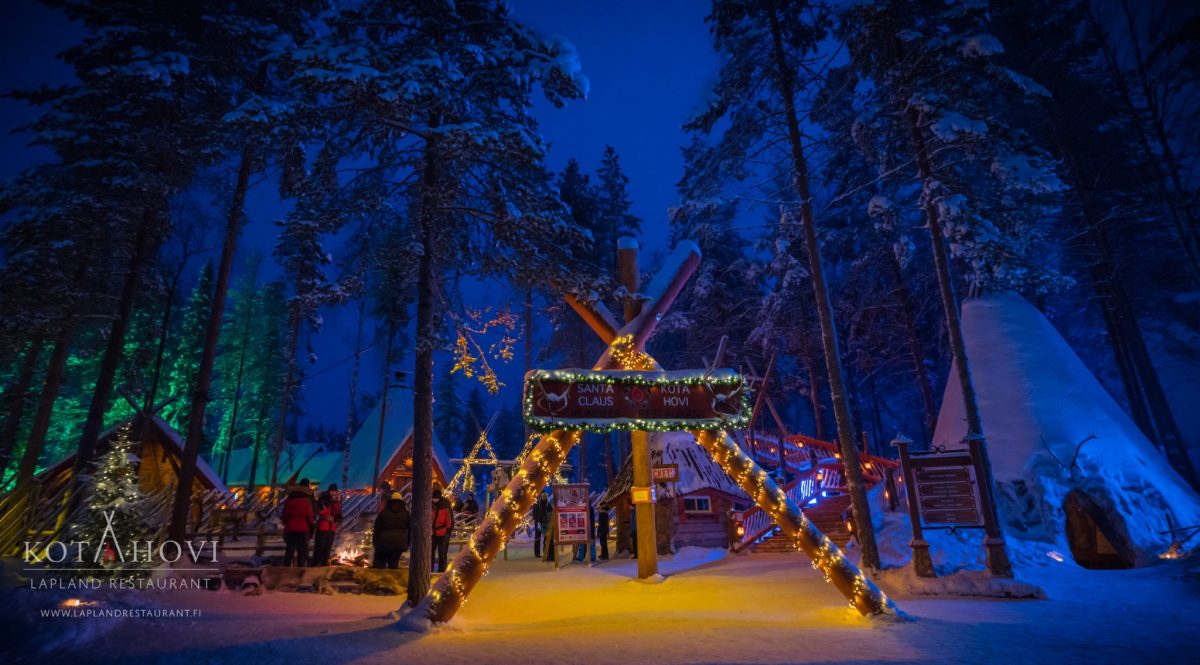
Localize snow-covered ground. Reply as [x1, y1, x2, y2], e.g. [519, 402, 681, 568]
[6, 543, 1198, 665]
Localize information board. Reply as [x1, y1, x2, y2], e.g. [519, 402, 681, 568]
[552, 483, 592, 545]
[906, 453, 985, 529]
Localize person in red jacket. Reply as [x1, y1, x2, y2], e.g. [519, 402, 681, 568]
[281, 479, 315, 567]
[431, 487, 454, 572]
[312, 491, 337, 566]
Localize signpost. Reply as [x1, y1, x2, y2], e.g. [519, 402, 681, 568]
[523, 369, 750, 433]
[893, 435, 995, 578]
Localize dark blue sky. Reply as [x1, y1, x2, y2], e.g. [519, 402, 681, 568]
[0, 1, 719, 434]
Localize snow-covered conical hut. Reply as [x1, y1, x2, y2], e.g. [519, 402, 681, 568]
[932, 292, 1200, 567]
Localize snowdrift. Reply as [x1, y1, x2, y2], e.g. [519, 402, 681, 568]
[932, 292, 1200, 565]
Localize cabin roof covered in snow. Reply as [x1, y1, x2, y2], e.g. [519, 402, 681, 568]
[38, 414, 227, 493]
[599, 431, 747, 505]
[328, 386, 452, 490]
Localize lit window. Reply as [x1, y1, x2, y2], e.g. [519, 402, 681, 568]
[683, 496, 711, 513]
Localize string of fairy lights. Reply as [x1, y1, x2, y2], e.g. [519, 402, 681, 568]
[425, 333, 896, 622]
[523, 344, 753, 434]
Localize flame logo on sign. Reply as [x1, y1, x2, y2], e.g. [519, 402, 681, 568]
[625, 386, 650, 410]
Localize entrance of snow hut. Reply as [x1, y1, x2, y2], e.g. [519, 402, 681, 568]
[1063, 490, 1135, 569]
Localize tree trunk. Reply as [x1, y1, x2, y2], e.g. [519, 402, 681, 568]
[1047, 89, 1197, 487]
[145, 255, 191, 412]
[270, 302, 303, 493]
[247, 431, 263, 493]
[246, 396, 272, 494]
[605, 432, 614, 487]
[73, 218, 154, 481]
[0, 337, 42, 480]
[169, 145, 255, 543]
[801, 332, 826, 440]
[1087, 6, 1200, 283]
[220, 312, 251, 485]
[888, 252, 937, 443]
[373, 323, 396, 492]
[15, 322, 76, 490]
[343, 292, 367, 490]
[407, 130, 439, 605]
[524, 287, 533, 447]
[1119, 288, 1198, 486]
[1117, 0, 1200, 262]
[905, 107, 1012, 576]
[868, 369, 884, 454]
[766, 0, 878, 569]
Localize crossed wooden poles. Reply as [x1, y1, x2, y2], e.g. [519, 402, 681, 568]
[422, 239, 896, 623]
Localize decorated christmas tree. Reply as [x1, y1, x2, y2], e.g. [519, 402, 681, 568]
[67, 423, 148, 575]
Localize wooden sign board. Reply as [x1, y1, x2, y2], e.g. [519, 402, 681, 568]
[523, 369, 750, 433]
[652, 464, 679, 483]
[904, 452, 984, 529]
[553, 483, 592, 545]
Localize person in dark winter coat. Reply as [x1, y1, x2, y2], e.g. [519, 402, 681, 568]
[312, 492, 337, 566]
[464, 496, 479, 515]
[532, 493, 550, 559]
[373, 492, 410, 569]
[281, 481, 315, 567]
[327, 484, 343, 525]
[539, 495, 555, 563]
[596, 504, 611, 560]
[377, 481, 392, 511]
[431, 488, 454, 572]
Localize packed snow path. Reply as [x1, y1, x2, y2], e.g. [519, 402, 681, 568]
[14, 546, 1200, 664]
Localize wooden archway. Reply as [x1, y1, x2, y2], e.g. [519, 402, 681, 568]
[422, 240, 897, 622]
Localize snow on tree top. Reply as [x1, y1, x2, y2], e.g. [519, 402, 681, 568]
[959, 34, 1004, 58]
[931, 112, 988, 141]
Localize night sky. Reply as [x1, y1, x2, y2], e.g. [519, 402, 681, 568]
[0, 0, 719, 432]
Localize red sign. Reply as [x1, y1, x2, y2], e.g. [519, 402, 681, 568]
[652, 464, 679, 483]
[523, 369, 749, 432]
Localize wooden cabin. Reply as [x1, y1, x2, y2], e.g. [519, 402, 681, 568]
[215, 386, 452, 497]
[36, 413, 227, 496]
[599, 431, 749, 551]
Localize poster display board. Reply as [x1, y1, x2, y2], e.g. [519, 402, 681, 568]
[553, 483, 592, 545]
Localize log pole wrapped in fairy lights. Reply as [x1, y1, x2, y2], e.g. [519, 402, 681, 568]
[691, 429, 896, 616]
[425, 428, 581, 622]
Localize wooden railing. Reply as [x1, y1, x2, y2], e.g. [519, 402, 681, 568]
[732, 458, 847, 553]
[730, 431, 898, 553]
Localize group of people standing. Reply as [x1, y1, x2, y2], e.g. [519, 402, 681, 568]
[280, 479, 343, 568]
[278, 476, 487, 572]
[369, 482, 478, 572]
